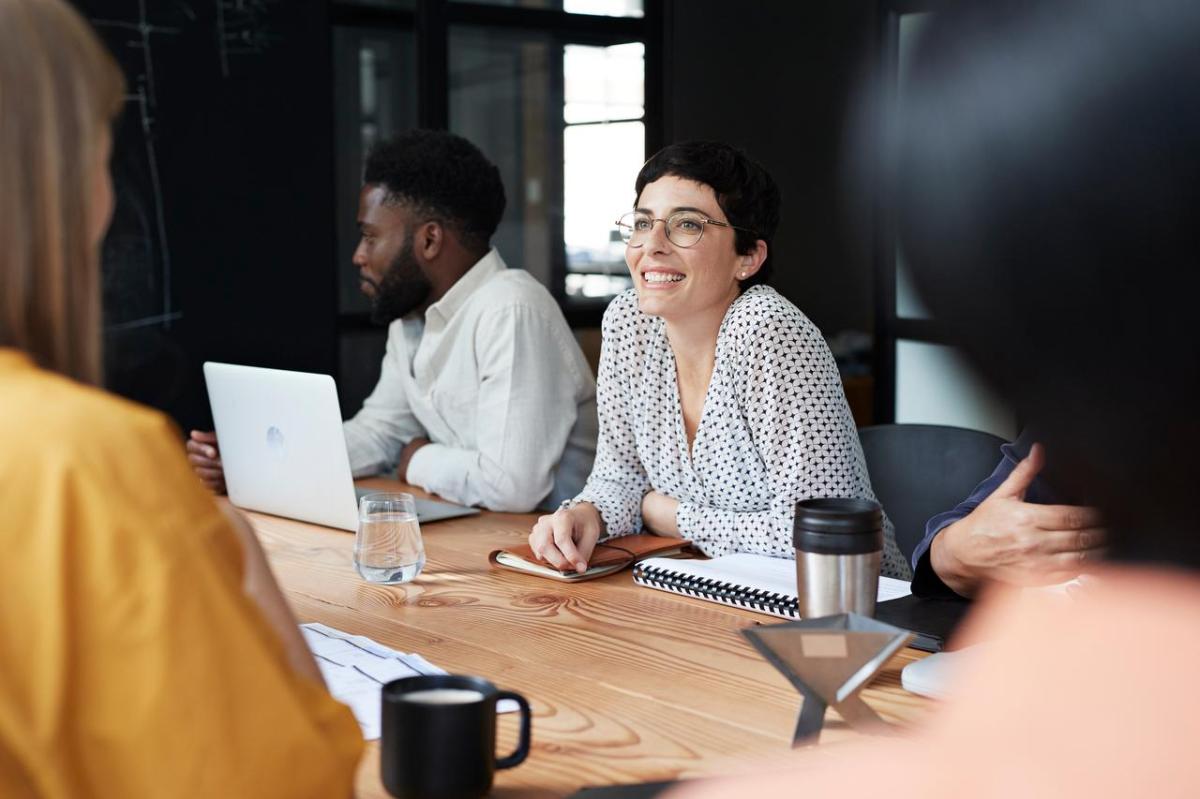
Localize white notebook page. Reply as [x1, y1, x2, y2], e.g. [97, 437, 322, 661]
[637, 553, 912, 602]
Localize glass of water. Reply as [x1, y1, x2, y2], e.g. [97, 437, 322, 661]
[354, 492, 425, 584]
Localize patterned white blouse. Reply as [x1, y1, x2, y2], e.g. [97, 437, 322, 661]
[572, 286, 911, 579]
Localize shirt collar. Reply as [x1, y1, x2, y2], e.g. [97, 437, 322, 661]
[424, 248, 506, 327]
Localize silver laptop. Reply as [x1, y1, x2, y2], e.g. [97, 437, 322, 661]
[203, 362, 479, 531]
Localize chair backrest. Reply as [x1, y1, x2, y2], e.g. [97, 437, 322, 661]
[858, 423, 1008, 564]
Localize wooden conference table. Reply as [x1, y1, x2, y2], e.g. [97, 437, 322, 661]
[241, 478, 935, 798]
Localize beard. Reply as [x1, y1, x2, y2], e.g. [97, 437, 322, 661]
[368, 235, 433, 324]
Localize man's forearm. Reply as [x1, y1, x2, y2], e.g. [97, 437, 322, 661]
[397, 437, 430, 483]
[406, 442, 552, 511]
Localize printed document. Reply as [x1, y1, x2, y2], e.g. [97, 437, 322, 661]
[302, 622, 517, 740]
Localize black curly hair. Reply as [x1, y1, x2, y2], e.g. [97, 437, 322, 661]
[634, 141, 781, 289]
[363, 130, 506, 256]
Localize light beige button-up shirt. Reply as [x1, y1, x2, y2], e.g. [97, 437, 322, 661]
[342, 249, 597, 512]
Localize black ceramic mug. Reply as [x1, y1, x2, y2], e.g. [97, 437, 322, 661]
[381, 674, 532, 799]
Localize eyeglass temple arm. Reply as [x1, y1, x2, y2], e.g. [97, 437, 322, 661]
[707, 218, 760, 236]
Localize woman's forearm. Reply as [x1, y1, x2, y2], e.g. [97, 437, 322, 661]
[640, 491, 681, 536]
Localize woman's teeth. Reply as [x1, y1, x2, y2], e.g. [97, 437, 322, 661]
[644, 272, 684, 284]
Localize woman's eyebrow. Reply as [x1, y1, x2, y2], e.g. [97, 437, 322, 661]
[633, 205, 716, 217]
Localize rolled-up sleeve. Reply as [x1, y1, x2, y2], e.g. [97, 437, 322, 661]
[405, 305, 587, 512]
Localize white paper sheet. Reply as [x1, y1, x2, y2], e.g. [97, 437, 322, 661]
[302, 622, 517, 740]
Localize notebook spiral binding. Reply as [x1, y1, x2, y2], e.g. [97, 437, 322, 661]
[632, 563, 799, 619]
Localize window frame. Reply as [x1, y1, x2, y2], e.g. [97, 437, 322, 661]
[872, 0, 952, 421]
[331, 0, 667, 329]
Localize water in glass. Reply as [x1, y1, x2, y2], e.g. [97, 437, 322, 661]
[355, 493, 425, 584]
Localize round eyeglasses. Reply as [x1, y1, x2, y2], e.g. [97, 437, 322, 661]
[615, 211, 759, 249]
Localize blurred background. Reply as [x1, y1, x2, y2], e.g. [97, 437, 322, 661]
[76, 0, 1014, 441]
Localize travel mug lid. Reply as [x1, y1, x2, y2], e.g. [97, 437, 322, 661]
[793, 497, 883, 555]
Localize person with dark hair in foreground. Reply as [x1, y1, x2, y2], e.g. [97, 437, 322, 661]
[528, 141, 908, 578]
[674, 0, 1200, 796]
[189, 130, 597, 512]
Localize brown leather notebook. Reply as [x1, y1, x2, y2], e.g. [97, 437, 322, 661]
[488, 535, 692, 582]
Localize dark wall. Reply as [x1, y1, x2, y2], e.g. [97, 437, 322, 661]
[666, 0, 879, 338]
[78, 1, 338, 431]
[81, 0, 876, 433]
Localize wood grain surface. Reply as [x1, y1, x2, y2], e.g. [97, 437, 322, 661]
[241, 478, 935, 798]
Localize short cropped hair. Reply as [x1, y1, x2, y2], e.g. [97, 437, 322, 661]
[634, 141, 781, 289]
[363, 130, 506, 255]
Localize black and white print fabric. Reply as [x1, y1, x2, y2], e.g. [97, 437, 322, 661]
[573, 286, 911, 580]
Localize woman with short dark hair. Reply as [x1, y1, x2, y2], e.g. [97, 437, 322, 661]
[529, 141, 906, 577]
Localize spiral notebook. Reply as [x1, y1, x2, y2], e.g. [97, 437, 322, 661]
[632, 553, 912, 619]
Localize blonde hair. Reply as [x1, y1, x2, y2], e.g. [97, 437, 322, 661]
[0, 0, 125, 385]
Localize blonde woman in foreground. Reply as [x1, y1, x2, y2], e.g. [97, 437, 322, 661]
[0, 1, 361, 795]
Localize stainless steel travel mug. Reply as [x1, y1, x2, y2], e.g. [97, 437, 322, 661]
[793, 498, 883, 618]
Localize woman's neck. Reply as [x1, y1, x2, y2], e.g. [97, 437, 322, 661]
[663, 291, 739, 370]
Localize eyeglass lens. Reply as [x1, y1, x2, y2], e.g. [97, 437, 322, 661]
[617, 212, 708, 248]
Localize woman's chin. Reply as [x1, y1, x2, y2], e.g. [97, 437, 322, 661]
[635, 291, 675, 319]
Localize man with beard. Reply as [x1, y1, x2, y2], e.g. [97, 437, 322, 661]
[188, 130, 597, 512]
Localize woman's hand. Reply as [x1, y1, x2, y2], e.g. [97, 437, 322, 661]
[528, 502, 604, 574]
[641, 490, 681, 537]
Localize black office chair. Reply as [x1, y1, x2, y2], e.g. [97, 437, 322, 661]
[858, 423, 1008, 565]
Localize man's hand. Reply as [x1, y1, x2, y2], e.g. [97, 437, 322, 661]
[528, 502, 604, 574]
[397, 436, 430, 483]
[641, 490, 681, 537]
[930, 443, 1105, 596]
[186, 430, 226, 494]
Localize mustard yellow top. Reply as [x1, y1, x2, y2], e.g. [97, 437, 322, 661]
[0, 349, 363, 798]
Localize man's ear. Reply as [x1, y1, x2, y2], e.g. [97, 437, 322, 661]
[416, 220, 444, 261]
